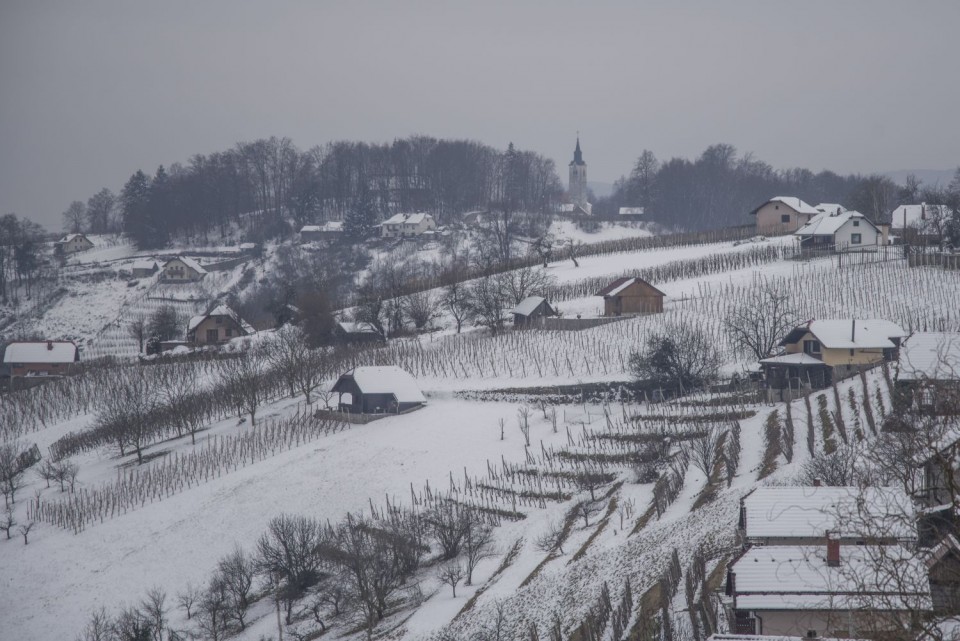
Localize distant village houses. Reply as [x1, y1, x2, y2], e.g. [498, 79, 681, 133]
[187, 305, 254, 346]
[380, 213, 437, 239]
[54, 233, 94, 256]
[160, 256, 207, 283]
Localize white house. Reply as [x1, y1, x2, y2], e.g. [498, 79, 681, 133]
[749, 197, 820, 234]
[380, 213, 437, 239]
[160, 256, 207, 283]
[890, 203, 952, 241]
[793, 210, 880, 252]
[54, 233, 94, 256]
[727, 543, 930, 637]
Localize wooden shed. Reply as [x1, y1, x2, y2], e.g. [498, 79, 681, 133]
[595, 277, 665, 316]
[511, 296, 557, 327]
[331, 366, 426, 414]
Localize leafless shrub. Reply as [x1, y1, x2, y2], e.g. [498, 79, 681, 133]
[439, 561, 466, 598]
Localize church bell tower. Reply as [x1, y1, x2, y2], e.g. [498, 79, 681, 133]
[568, 136, 587, 207]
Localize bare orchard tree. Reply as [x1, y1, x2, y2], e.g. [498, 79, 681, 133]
[97, 367, 158, 464]
[265, 326, 338, 405]
[218, 545, 255, 630]
[469, 274, 508, 335]
[425, 501, 472, 560]
[141, 586, 168, 641]
[723, 283, 797, 360]
[217, 349, 268, 425]
[196, 576, 231, 641]
[404, 290, 440, 332]
[0, 508, 16, 539]
[128, 315, 148, 354]
[177, 583, 202, 620]
[628, 319, 722, 393]
[565, 238, 585, 267]
[0, 441, 26, 506]
[441, 280, 475, 334]
[535, 519, 566, 555]
[439, 561, 466, 597]
[687, 428, 726, 480]
[499, 263, 555, 307]
[462, 516, 495, 585]
[256, 514, 325, 624]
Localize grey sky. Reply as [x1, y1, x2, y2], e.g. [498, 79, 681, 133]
[2, 1, 958, 230]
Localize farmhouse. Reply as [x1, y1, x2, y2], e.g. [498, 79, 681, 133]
[54, 233, 94, 256]
[331, 366, 426, 414]
[595, 277, 665, 316]
[333, 321, 385, 344]
[160, 256, 207, 283]
[760, 319, 906, 390]
[511, 296, 557, 327]
[380, 213, 437, 239]
[2, 340, 80, 377]
[130, 259, 160, 278]
[749, 197, 820, 234]
[187, 305, 255, 345]
[300, 222, 344, 242]
[739, 485, 916, 547]
[794, 210, 881, 252]
[896, 332, 960, 414]
[726, 543, 931, 637]
[891, 203, 952, 243]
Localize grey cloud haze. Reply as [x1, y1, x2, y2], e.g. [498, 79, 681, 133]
[2, 0, 958, 229]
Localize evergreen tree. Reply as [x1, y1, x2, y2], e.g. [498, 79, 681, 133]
[344, 191, 378, 240]
[121, 170, 152, 248]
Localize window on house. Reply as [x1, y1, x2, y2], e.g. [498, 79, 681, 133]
[774, 205, 779, 210]
[781, 214, 791, 223]
[803, 340, 822, 355]
[851, 233, 862, 244]
[853, 220, 860, 227]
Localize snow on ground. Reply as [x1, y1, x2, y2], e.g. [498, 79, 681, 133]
[548, 219, 654, 245]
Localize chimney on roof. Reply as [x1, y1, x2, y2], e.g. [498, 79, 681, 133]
[851, 319, 856, 343]
[47, 341, 53, 351]
[827, 532, 841, 567]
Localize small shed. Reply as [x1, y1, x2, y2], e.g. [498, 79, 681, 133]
[595, 277, 665, 316]
[511, 296, 557, 327]
[131, 259, 160, 278]
[333, 321, 385, 344]
[331, 366, 426, 414]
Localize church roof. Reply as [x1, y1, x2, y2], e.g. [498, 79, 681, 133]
[570, 137, 585, 166]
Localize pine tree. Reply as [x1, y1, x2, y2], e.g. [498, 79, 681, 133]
[344, 192, 378, 240]
[121, 170, 152, 248]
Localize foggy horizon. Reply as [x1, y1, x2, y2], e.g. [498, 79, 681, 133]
[2, 0, 959, 230]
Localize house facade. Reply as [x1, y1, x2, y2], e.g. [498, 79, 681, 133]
[187, 305, 254, 345]
[749, 197, 820, 234]
[794, 210, 881, 252]
[891, 203, 952, 244]
[300, 222, 344, 242]
[331, 366, 426, 414]
[380, 213, 437, 239]
[595, 277, 665, 316]
[2, 341, 80, 377]
[161, 256, 207, 283]
[54, 233, 94, 256]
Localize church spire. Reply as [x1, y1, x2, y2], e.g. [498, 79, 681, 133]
[571, 134, 585, 166]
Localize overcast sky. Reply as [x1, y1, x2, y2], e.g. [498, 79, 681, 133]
[2, 1, 958, 230]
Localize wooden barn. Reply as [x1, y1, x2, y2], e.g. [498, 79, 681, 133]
[511, 296, 557, 327]
[333, 321, 385, 344]
[595, 277, 665, 316]
[331, 366, 426, 414]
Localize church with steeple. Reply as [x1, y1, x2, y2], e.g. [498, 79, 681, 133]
[568, 136, 588, 209]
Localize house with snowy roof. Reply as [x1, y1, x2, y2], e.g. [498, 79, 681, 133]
[332, 321, 385, 344]
[130, 259, 160, 278]
[739, 485, 916, 547]
[511, 296, 557, 327]
[160, 256, 207, 283]
[890, 203, 952, 243]
[300, 222, 344, 242]
[187, 305, 255, 346]
[595, 277, 665, 316]
[2, 340, 80, 377]
[793, 210, 881, 253]
[749, 197, 820, 234]
[726, 543, 930, 637]
[896, 332, 960, 414]
[331, 366, 426, 414]
[760, 319, 907, 390]
[380, 213, 437, 239]
[54, 233, 94, 256]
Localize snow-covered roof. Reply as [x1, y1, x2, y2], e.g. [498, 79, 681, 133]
[57, 233, 88, 244]
[3, 341, 78, 364]
[188, 305, 255, 334]
[595, 277, 666, 298]
[619, 207, 645, 215]
[890, 203, 951, 230]
[131, 259, 159, 270]
[758, 353, 826, 366]
[165, 256, 207, 274]
[815, 203, 846, 215]
[794, 210, 876, 237]
[899, 332, 960, 381]
[752, 197, 819, 216]
[742, 486, 916, 540]
[337, 321, 380, 334]
[382, 213, 433, 226]
[338, 366, 426, 403]
[731, 545, 930, 611]
[512, 296, 548, 317]
[300, 225, 321, 232]
[783, 319, 907, 350]
[320, 221, 343, 232]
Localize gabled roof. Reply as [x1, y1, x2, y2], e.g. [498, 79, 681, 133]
[382, 213, 433, 226]
[749, 197, 819, 217]
[595, 277, 666, 298]
[57, 233, 89, 244]
[890, 203, 951, 230]
[731, 544, 930, 611]
[815, 203, 846, 215]
[300, 225, 322, 232]
[188, 305, 255, 334]
[334, 366, 426, 403]
[3, 341, 78, 364]
[780, 319, 907, 350]
[619, 207, 645, 215]
[511, 296, 553, 317]
[131, 259, 159, 270]
[337, 321, 381, 335]
[794, 210, 878, 237]
[742, 486, 916, 540]
[164, 256, 207, 275]
[899, 332, 960, 382]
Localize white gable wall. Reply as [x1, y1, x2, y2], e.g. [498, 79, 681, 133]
[833, 218, 879, 249]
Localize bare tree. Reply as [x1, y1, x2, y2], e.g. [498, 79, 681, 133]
[62, 200, 87, 234]
[576, 500, 603, 528]
[439, 561, 466, 597]
[469, 274, 508, 335]
[218, 546, 255, 630]
[441, 280, 475, 334]
[425, 502, 472, 560]
[565, 239, 585, 268]
[0, 441, 26, 506]
[256, 514, 325, 624]
[177, 583, 201, 620]
[19, 520, 34, 544]
[629, 319, 722, 392]
[499, 263, 555, 307]
[404, 290, 439, 332]
[217, 350, 267, 425]
[0, 508, 15, 539]
[76, 607, 113, 641]
[800, 444, 862, 486]
[723, 283, 797, 360]
[141, 586, 167, 641]
[535, 520, 566, 555]
[196, 576, 231, 641]
[687, 429, 725, 480]
[266, 326, 337, 405]
[463, 517, 495, 585]
[128, 315, 148, 354]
